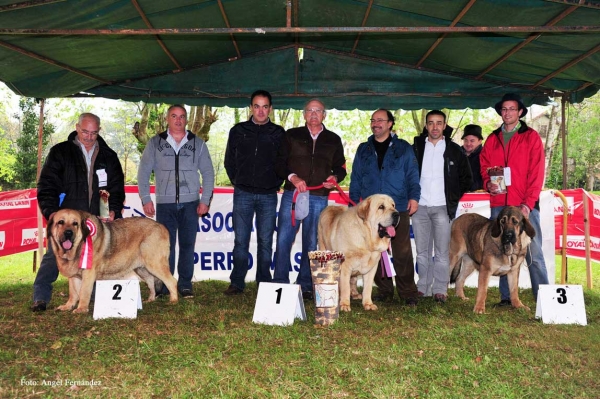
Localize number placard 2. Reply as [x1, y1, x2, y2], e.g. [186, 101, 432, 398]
[252, 283, 306, 326]
[535, 284, 587, 326]
[93, 280, 143, 320]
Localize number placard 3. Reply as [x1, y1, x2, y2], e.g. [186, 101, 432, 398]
[535, 285, 587, 326]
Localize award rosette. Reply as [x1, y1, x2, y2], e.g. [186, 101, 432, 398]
[309, 250, 344, 326]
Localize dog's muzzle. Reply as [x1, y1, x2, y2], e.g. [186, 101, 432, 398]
[378, 211, 400, 238]
[61, 229, 74, 250]
[501, 229, 516, 254]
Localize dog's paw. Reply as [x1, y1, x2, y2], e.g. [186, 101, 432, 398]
[351, 293, 363, 300]
[363, 303, 378, 311]
[56, 304, 74, 311]
[460, 296, 470, 301]
[340, 303, 351, 312]
[512, 302, 530, 311]
[72, 307, 89, 314]
[473, 306, 486, 314]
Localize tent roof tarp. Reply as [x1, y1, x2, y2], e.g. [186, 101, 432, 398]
[0, 0, 599, 109]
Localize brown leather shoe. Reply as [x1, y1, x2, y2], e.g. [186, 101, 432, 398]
[223, 285, 243, 296]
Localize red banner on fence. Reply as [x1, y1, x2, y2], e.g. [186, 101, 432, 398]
[553, 188, 600, 262]
[0, 188, 44, 257]
[1, 187, 599, 264]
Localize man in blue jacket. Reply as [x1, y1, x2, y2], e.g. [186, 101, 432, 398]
[223, 90, 285, 295]
[350, 109, 421, 306]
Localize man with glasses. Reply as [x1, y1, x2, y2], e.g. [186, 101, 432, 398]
[31, 113, 125, 311]
[480, 93, 549, 307]
[138, 104, 215, 299]
[223, 90, 285, 296]
[350, 109, 421, 306]
[273, 99, 346, 301]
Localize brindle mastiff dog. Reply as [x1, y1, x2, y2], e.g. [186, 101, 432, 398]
[318, 194, 400, 312]
[48, 209, 179, 313]
[449, 206, 536, 314]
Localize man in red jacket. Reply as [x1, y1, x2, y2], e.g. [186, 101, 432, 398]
[480, 93, 549, 307]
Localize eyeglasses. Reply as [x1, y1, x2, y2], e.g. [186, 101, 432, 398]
[501, 108, 519, 113]
[80, 129, 99, 136]
[370, 119, 389, 123]
[304, 108, 324, 114]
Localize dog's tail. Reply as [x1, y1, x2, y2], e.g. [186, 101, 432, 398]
[449, 262, 461, 284]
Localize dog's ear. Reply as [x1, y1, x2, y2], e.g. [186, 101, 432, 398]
[46, 212, 55, 240]
[357, 198, 371, 221]
[521, 216, 536, 239]
[491, 215, 503, 238]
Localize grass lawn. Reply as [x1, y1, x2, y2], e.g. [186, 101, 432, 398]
[0, 252, 598, 398]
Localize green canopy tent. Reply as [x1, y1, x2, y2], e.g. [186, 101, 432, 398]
[0, 0, 598, 110]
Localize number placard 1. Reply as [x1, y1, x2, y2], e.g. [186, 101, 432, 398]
[535, 284, 587, 326]
[93, 280, 143, 320]
[252, 282, 306, 326]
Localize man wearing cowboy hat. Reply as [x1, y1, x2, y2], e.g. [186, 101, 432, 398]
[480, 93, 549, 307]
[460, 124, 484, 191]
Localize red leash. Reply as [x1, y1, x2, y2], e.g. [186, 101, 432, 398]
[291, 177, 356, 226]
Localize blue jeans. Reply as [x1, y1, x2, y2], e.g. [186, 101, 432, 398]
[33, 243, 59, 303]
[230, 188, 277, 290]
[156, 200, 199, 293]
[273, 190, 328, 293]
[492, 207, 549, 301]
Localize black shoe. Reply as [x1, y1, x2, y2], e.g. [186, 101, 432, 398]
[494, 299, 512, 308]
[372, 293, 393, 302]
[434, 293, 448, 303]
[405, 297, 419, 307]
[223, 285, 243, 296]
[179, 289, 194, 299]
[302, 291, 314, 301]
[31, 300, 47, 312]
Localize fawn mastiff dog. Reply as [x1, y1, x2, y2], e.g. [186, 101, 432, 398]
[48, 209, 178, 313]
[449, 206, 535, 314]
[318, 194, 400, 312]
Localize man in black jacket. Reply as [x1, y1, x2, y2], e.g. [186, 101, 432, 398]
[413, 110, 471, 303]
[223, 90, 285, 295]
[460, 124, 484, 191]
[31, 113, 125, 311]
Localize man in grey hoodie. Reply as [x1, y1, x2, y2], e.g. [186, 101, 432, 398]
[138, 104, 215, 299]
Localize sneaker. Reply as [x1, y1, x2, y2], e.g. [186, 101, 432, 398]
[405, 297, 419, 307]
[30, 300, 47, 312]
[417, 291, 425, 297]
[179, 289, 194, 299]
[493, 299, 512, 308]
[433, 293, 447, 303]
[302, 291, 314, 301]
[223, 285, 243, 296]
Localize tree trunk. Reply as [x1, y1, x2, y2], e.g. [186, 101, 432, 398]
[132, 103, 151, 145]
[188, 105, 218, 142]
[544, 104, 558, 174]
[411, 109, 426, 135]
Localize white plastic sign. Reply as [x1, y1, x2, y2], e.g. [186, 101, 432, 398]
[93, 280, 143, 320]
[535, 284, 587, 326]
[252, 282, 306, 326]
